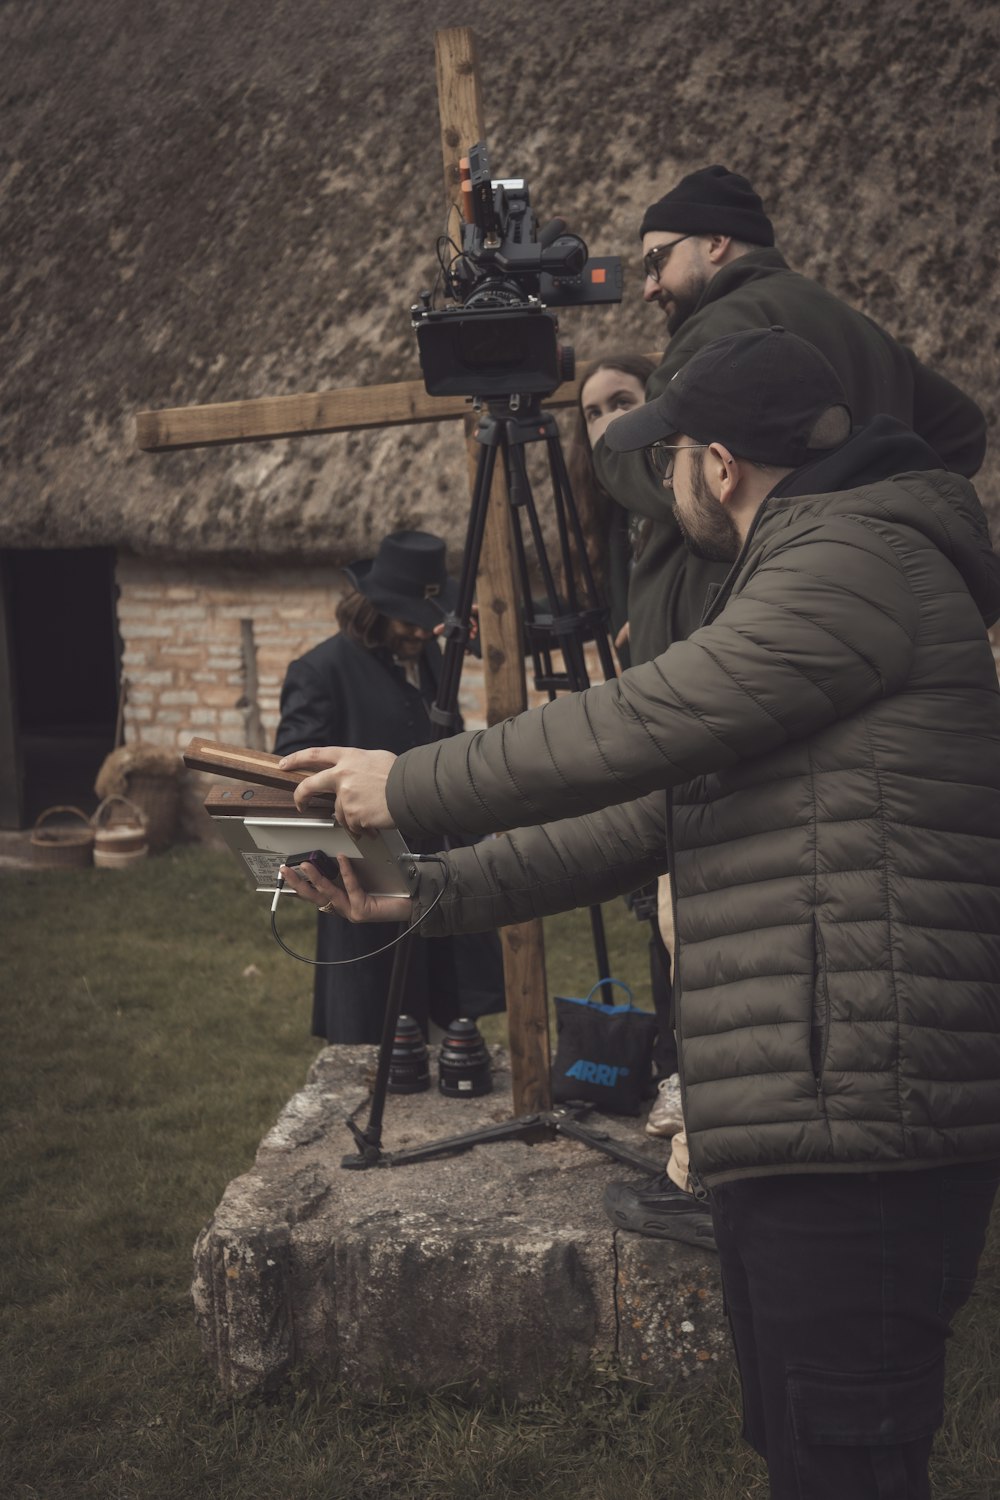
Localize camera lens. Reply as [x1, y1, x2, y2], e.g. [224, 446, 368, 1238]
[387, 1014, 431, 1094]
[437, 1017, 493, 1097]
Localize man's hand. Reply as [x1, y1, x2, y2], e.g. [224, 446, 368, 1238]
[278, 746, 397, 835]
[434, 602, 479, 650]
[280, 855, 411, 924]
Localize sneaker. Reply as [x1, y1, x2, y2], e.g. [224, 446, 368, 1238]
[603, 1173, 717, 1251]
[645, 1073, 684, 1137]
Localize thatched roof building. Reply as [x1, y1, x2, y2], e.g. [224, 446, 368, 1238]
[2, 0, 998, 833]
[5, 0, 999, 560]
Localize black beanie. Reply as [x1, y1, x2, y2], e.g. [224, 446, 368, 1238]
[640, 165, 774, 246]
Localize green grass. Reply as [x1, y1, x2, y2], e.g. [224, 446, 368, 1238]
[1, 847, 997, 1499]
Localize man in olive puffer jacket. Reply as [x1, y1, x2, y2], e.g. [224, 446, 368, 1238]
[281, 328, 1000, 1499]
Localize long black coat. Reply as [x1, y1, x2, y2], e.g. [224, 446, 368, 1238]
[274, 631, 504, 1043]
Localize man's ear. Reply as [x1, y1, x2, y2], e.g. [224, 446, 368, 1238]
[706, 235, 732, 264]
[707, 443, 740, 504]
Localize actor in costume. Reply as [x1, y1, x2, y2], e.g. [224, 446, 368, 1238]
[274, 529, 503, 1044]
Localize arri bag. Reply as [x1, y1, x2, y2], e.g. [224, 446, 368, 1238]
[551, 979, 657, 1116]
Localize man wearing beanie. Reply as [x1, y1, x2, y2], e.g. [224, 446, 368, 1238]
[589, 164, 986, 1244]
[596, 165, 985, 668]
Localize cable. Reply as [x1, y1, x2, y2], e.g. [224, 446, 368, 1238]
[268, 855, 452, 967]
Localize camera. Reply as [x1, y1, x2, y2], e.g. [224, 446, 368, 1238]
[413, 141, 622, 399]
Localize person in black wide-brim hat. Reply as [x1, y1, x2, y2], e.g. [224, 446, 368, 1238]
[274, 530, 503, 1044]
[343, 529, 460, 632]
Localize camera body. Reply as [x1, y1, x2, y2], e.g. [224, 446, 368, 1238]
[413, 142, 622, 399]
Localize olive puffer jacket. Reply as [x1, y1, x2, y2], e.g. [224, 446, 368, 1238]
[386, 419, 1000, 1186]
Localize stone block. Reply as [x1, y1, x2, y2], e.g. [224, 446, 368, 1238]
[615, 1235, 729, 1384]
[191, 1046, 727, 1400]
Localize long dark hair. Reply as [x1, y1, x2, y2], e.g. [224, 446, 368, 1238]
[335, 587, 388, 650]
[565, 353, 656, 590]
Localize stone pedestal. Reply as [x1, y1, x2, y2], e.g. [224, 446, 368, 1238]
[192, 1045, 728, 1397]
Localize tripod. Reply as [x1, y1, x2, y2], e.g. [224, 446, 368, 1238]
[343, 392, 661, 1175]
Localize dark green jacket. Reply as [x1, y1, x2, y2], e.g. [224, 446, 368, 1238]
[387, 420, 1000, 1186]
[594, 249, 987, 664]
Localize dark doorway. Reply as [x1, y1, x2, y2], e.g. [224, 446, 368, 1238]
[0, 548, 121, 827]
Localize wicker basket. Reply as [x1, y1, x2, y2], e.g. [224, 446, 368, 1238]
[31, 806, 96, 870]
[92, 795, 149, 869]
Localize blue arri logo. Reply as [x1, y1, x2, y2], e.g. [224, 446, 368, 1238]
[564, 1059, 629, 1088]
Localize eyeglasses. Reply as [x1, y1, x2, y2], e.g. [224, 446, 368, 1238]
[649, 442, 709, 482]
[642, 234, 696, 282]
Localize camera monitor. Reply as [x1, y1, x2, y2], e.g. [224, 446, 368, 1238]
[183, 738, 417, 898]
[212, 810, 416, 897]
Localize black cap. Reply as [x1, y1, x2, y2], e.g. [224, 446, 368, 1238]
[603, 327, 851, 469]
[344, 530, 459, 630]
[640, 165, 774, 246]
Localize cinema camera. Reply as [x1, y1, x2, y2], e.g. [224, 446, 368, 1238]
[412, 142, 623, 398]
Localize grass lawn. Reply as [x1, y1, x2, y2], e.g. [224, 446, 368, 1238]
[1, 846, 997, 1499]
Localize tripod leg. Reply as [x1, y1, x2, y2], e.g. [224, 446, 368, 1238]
[430, 434, 501, 737]
[503, 432, 614, 984]
[589, 908, 612, 990]
[342, 930, 415, 1167]
[547, 433, 618, 683]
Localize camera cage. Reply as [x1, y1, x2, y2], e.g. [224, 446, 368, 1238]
[412, 140, 622, 398]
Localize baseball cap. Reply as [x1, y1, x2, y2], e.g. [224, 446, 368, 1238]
[603, 327, 851, 468]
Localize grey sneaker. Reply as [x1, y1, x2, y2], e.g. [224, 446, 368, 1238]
[603, 1173, 717, 1250]
[645, 1073, 684, 1137]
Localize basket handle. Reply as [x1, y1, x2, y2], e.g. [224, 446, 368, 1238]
[32, 805, 92, 831]
[92, 794, 148, 830]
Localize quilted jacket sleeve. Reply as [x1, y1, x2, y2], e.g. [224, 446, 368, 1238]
[410, 792, 668, 936]
[387, 516, 918, 841]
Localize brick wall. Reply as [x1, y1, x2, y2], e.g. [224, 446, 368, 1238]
[114, 555, 589, 839]
[118, 555, 998, 844]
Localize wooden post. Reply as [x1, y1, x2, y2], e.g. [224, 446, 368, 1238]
[135, 28, 559, 1115]
[436, 27, 551, 1112]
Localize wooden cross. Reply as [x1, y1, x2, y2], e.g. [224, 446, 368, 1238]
[137, 28, 623, 1116]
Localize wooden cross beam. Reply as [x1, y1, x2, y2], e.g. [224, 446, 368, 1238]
[137, 28, 634, 1115]
[135, 370, 589, 452]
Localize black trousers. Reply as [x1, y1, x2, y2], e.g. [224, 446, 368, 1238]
[711, 1159, 1000, 1500]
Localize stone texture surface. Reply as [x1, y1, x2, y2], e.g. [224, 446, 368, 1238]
[191, 1044, 727, 1397]
[3, 0, 998, 560]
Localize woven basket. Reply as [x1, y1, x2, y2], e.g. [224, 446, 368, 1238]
[92, 795, 149, 869]
[31, 806, 95, 870]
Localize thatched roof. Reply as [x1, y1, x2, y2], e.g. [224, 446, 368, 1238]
[3, 0, 999, 561]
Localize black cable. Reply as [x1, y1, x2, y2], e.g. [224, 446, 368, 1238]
[269, 855, 451, 967]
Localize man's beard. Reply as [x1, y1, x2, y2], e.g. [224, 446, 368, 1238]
[672, 460, 741, 563]
[385, 625, 427, 660]
[659, 269, 710, 337]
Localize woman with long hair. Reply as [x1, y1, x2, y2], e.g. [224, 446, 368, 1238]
[566, 352, 655, 669]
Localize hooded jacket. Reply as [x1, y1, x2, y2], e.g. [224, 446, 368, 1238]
[593, 249, 987, 664]
[386, 419, 1000, 1186]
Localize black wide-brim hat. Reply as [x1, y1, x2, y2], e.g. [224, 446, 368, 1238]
[343, 530, 460, 630]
